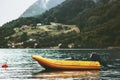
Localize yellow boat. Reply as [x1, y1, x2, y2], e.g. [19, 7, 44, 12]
[32, 55, 101, 70]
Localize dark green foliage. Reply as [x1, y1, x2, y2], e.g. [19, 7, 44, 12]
[35, 31, 78, 48]
[20, 32, 29, 42]
[1, 17, 40, 37]
[0, 0, 120, 48]
[39, 0, 95, 24]
[0, 36, 7, 48]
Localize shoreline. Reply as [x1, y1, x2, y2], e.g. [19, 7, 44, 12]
[107, 47, 120, 50]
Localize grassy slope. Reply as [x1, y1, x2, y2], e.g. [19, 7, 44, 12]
[6, 24, 80, 48]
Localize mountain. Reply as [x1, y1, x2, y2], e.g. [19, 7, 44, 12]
[38, 0, 96, 24]
[21, 0, 65, 17]
[0, 0, 120, 48]
[38, 0, 120, 31]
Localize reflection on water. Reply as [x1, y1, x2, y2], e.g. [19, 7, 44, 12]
[33, 70, 100, 79]
[0, 49, 120, 79]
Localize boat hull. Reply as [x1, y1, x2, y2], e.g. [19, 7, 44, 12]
[32, 55, 101, 70]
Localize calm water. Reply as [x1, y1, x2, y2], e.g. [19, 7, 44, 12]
[0, 49, 120, 80]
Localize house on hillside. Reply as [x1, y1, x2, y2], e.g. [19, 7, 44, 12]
[37, 23, 42, 26]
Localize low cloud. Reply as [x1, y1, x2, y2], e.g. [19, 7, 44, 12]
[41, 0, 50, 9]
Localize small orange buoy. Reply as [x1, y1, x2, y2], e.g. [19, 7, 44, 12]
[2, 64, 8, 69]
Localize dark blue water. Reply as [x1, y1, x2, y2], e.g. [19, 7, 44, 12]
[0, 49, 120, 80]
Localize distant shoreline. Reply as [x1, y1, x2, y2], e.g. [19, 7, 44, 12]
[107, 46, 120, 50]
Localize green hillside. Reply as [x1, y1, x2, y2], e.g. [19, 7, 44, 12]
[0, 0, 120, 48]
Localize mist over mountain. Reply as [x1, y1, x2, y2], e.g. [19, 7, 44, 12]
[21, 0, 65, 17]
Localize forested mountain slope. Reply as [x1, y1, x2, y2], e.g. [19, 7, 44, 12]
[0, 0, 120, 48]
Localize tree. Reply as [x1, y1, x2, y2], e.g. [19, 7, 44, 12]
[21, 32, 29, 42]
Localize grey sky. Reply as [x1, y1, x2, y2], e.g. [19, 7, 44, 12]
[0, 0, 37, 26]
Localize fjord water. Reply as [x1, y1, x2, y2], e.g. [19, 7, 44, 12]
[0, 49, 120, 79]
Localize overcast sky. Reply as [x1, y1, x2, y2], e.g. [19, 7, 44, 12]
[0, 0, 37, 26]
